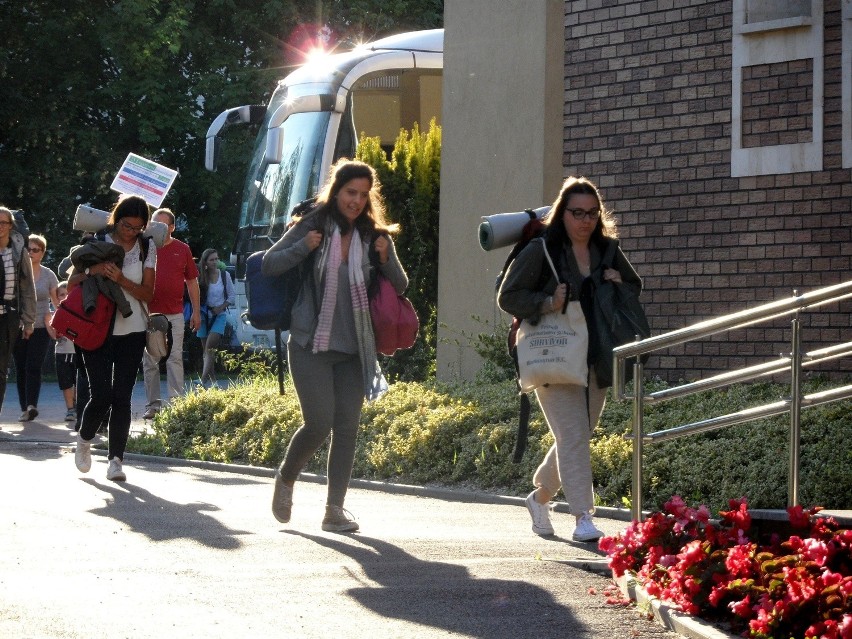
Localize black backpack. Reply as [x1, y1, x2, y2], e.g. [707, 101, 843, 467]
[495, 209, 550, 463]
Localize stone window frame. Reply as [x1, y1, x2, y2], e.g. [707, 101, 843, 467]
[843, 0, 852, 168]
[731, 0, 824, 176]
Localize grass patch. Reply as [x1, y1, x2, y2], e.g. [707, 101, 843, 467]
[127, 372, 852, 513]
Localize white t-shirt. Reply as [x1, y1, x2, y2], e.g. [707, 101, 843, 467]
[107, 236, 156, 336]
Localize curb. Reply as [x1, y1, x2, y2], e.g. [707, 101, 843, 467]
[616, 573, 740, 639]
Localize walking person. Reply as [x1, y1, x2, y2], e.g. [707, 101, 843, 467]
[14, 234, 59, 421]
[59, 231, 98, 432]
[46, 281, 77, 422]
[498, 176, 642, 542]
[262, 159, 408, 532]
[70, 195, 156, 482]
[0, 206, 36, 418]
[142, 208, 201, 419]
[196, 248, 234, 386]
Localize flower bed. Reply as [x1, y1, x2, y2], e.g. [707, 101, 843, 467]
[599, 496, 852, 639]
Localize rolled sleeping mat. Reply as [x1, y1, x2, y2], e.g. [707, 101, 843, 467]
[74, 204, 169, 247]
[478, 206, 549, 251]
[73, 204, 110, 233]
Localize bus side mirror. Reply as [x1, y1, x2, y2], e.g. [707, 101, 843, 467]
[205, 136, 220, 172]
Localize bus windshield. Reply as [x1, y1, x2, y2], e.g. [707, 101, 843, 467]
[238, 110, 330, 245]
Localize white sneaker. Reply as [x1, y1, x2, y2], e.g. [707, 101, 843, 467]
[525, 490, 555, 536]
[75, 433, 92, 473]
[572, 513, 604, 542]
[106, 458, 126, 482]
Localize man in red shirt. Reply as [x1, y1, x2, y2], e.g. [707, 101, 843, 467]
[142, 209, 201, 419]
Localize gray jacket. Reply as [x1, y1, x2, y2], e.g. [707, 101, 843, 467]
[69, 241, 133, 318]
[261, 214, 409, 351]
[498, 236, 641, 325]
[3, 230, 37, 331]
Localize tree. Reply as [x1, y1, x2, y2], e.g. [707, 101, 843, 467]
[0, 0, 442, 267]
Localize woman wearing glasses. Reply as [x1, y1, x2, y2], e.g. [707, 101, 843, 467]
[498, 176, 642, 542]
[0, 207, 36, 417]
[13, 234, 59, 421]
[69, 195, 156, 482]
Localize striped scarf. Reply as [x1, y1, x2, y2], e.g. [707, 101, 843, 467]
[313, 226, 385, 399]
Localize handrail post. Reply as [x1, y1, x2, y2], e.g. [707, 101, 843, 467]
[631, 357, 645, 521]
[788, 306, 803, 508]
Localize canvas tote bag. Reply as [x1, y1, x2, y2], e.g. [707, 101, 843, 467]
[515, 240, 588, 392]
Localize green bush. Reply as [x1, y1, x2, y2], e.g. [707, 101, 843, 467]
[128, 373, 852, 513]
[356, 120, 441, 383]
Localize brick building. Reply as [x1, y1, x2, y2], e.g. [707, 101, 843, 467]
[562, 0, 851, 381]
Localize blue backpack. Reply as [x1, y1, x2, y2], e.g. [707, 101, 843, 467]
[244, 198, 318, 331]
[244, 250, 301, 331]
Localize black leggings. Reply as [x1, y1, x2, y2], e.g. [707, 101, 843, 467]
[14, 327, 51, 411]
[80, 331, 146, 460]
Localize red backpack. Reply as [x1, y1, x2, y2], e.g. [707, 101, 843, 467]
[51, 285, 116, 351]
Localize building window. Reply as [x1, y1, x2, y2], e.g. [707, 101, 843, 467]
[731, 0, 822, 176]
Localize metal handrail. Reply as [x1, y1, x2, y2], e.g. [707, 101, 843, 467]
[612, 279, 852, 521]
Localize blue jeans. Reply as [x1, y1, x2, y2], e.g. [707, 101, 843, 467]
[79, 331, 146, 461]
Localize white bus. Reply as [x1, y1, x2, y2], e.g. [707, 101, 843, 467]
[206, 29, 443, 349]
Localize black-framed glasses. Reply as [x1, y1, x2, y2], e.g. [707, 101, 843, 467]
[119, 219, 145, 232]
[567, 208, 601, 221]
[27, 246, 44, 253]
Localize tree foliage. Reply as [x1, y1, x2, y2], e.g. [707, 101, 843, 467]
[357, 120, 441, 382]
[0, 0, 442, 267]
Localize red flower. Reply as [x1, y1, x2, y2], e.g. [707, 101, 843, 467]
[788, 504, 811, 529]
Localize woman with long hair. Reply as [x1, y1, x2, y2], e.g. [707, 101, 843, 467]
[13, 233, 59, 421]
[196, 248, 234, 385]
[262, 159, 408, 532]
[498, 176, 642, 542]
[70, 194, 155, 482]
[0, 206, 36, 414]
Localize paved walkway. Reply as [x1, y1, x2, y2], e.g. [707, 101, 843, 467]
[0, 379, 723, 639]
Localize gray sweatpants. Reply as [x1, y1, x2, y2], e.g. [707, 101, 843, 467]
[280, 341, 363, 508]
[533, 380, 608, 516]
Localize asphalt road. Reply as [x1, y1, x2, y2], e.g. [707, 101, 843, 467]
[0, 383, 682, 639]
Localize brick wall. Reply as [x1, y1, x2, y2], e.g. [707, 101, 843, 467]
[563, 0, 851, 382]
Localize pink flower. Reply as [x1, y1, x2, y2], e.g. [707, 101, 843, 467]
[725, 543, 757, 578]
[728, 594, 752, 618]
[839, 614, 851, 639]
[801, 537, 831, 567]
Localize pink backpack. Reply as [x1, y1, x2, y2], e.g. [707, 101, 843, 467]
[369, 274, 419, 356]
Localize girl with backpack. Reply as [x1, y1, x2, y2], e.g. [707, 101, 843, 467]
[262, 159, 408, 532]
[70, 195, 156, 482]
[498, 177, 642, 542]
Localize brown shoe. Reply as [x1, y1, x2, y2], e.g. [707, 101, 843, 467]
[272, 471, 293, 523]
[321, 505, 359, 533]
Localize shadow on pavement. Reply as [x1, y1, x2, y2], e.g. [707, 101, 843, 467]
[292, 532, 588, 638]
[81, 478, 253, 550]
